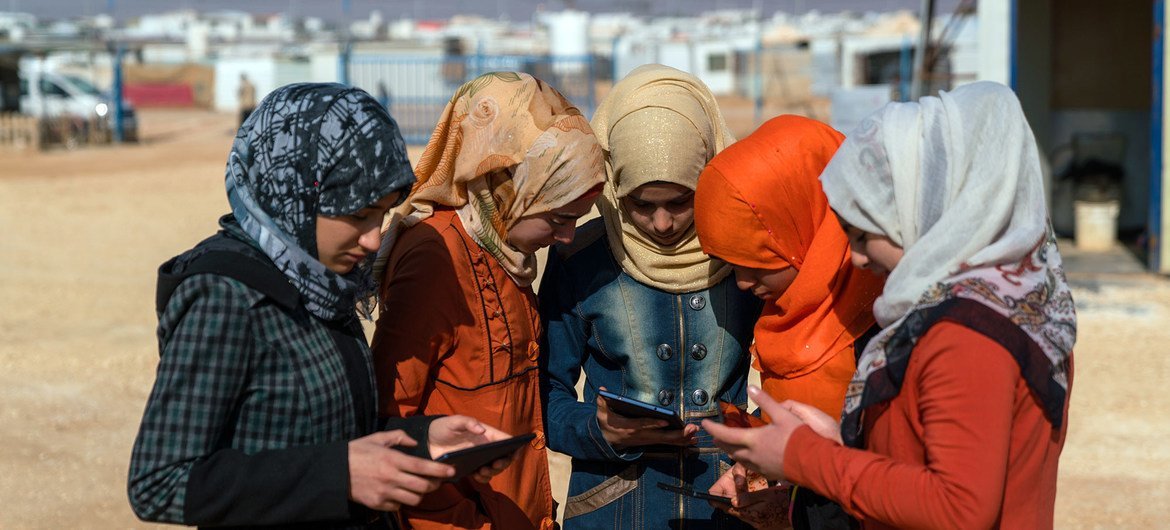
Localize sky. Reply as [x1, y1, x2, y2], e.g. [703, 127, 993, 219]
[5, 0, 964, 23]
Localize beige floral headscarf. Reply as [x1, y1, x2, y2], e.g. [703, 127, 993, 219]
[591, 64, 735, 293]
[375, 72, 605, 287]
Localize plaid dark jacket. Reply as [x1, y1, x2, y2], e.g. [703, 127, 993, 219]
[129, 268, 380, 528]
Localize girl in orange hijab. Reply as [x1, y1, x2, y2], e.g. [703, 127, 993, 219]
[693, 115, 884, 529]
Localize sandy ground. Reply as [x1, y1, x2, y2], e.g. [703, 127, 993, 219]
[1, 108, 1168, 528]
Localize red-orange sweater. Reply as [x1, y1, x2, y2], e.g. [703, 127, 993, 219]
[784, 322, 1071, 530]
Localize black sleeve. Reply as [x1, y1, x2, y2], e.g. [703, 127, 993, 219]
[185, 415, 444, 526]
[381, 415, 443, 459]
[185, 441, 355, 527]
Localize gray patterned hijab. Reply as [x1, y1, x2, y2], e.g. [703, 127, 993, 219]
[223, 83, 414, 321]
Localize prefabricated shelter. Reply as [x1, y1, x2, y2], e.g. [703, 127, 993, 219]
[980, 0, 1169, 273]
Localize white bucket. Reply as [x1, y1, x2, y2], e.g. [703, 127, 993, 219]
[1074, 200, 1120, 252]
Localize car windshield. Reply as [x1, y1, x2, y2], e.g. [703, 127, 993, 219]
[63, 75, 104, 96]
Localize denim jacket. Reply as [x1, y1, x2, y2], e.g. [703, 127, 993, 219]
[539, 220, 762, 529]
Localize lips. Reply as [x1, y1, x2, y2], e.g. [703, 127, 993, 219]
[652, 232, 680, 245]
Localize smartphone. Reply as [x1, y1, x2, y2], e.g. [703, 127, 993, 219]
[598, 389, 685, 429]
[656, 482, 734, 506]
[433, 433, 535, 481]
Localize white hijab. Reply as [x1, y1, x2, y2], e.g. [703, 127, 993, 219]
[820, 81, 1075, 442]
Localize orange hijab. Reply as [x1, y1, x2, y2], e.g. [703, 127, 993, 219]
[694, 115, 884, 379]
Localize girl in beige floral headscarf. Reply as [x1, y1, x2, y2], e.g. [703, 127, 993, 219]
[372, 72, 604, 530]
[376, 71, 605, 286]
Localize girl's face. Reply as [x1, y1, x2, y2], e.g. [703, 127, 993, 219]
[506, 192, 597, 254]
[842, 223, 904, 276]
[315, 191, 402, 274]
[619, 181, 695, 246]
[731, 264, 798, 301]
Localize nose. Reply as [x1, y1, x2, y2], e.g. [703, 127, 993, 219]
[732, 268, 754, 292]
[358, 224, 382, 254]
[652, 209, 673, 234]
[850, 251, 869, 270]
[553, 223, 576, 245]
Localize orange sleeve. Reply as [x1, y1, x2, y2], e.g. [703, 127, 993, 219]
[784, 322, 1018, 529]
[371, 229, 460, 418]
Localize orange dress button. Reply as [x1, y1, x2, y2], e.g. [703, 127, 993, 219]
[527, 341, 540, 361]
[540, 516, 556, 530]
[531, 429, 546, 450]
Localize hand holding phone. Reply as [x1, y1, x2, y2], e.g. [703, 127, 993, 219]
[595, 387, 697, 450]
[657, 482, 733, 506]
[598, 389, 685, 428]
[708, 462, 793, 526]
[433, 433, 535, 482]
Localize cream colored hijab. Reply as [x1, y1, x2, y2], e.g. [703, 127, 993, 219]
[820, 81, 1075, 443]
[591, 64, 734, 293]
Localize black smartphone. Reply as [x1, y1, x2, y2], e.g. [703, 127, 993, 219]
[656, 482, 734, 506]
[598, 389, 685, 429]
[433, 433, 535, 481]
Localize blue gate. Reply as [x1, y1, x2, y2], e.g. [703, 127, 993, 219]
[343, 54, 595, 145]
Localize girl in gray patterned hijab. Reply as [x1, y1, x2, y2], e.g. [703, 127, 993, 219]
[224, 82, 415, 321]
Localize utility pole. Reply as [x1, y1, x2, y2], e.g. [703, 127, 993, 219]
[910, 0, 935, 99]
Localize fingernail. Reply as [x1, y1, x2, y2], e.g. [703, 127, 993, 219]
[747, 385, 761, 397]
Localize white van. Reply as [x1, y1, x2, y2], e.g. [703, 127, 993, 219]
[19, 69, 138, 142]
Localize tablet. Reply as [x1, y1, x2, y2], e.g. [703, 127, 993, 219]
[598, 389, 685, 429]
[656, 482, 733, 506]
[433, 433, 535, 481]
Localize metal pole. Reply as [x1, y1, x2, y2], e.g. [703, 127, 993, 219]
[112, 44, 124, 143]
[899, 36, 912, 101]
[911, 0, 935, 99]
[754, 31, 763, 125]
[586, 53, 595, 118]
[338, 41, 351, 85]
[611, 36, 619, 84]
[339, 0, 351, 85]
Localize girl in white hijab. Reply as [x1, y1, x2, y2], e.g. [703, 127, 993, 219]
[703, 81, 1075, 530]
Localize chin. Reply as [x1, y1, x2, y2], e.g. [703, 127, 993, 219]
[329, 263, 356, 275]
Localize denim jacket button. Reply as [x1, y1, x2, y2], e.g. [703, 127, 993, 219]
[656, 343, 673, 361]
[658, 389, 674, 406]
[690, 343, 707, 360]
[688, 295, 706, 311]
[691, 389, 709, 406]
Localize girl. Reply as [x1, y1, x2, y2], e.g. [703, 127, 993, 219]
[540, 64, 761, 529]
[693, 115, 884, 528]
[129, 84, 512, 529]
[371, 72, 605, 530]
[705, 81, 1075, 530]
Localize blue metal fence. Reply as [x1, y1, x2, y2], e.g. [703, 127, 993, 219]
[342, 54, 595, 144]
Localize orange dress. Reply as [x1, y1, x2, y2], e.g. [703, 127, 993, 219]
[372, 208, 555, 530]
[783, 322, 1072, 529]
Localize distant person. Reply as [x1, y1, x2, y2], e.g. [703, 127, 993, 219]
[370, 71, 605, 530]
[128, 83, 516, 529]
[540, 64, 759, 530]
[377, 80, 392, 110]
[704, 81, 1076, 529]
[693, 115, 884, 529]
[237, 73, 256, 126]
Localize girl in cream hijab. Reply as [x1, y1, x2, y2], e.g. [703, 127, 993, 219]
[540, 64, 761, 530]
